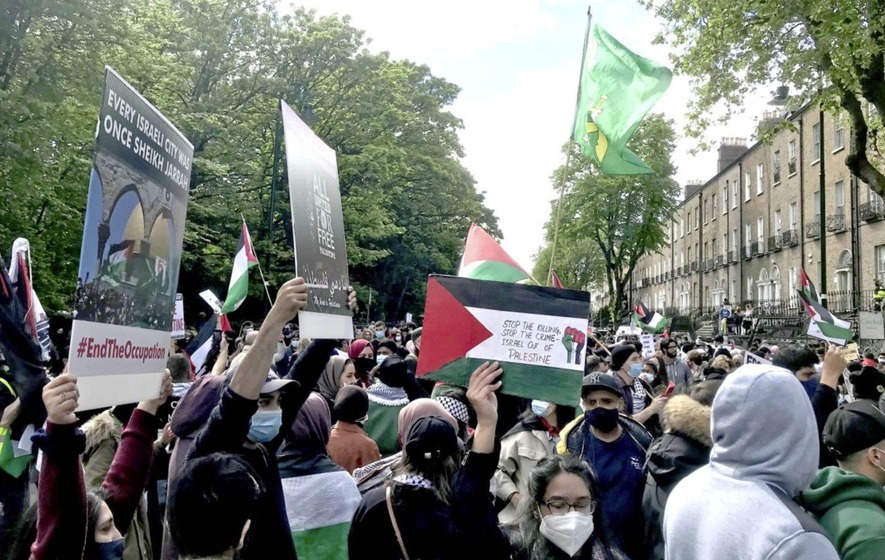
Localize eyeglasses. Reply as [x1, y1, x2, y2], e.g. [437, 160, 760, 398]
[542, 498, 596, 515]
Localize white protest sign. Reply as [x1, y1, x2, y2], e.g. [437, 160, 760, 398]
[640, 334, 655, 359]
[744, 352, 772, 366]
[199, 290, 223, 314]
[171, 293, 185, 339]
[406, 312, 413, 324]
[858, 311, 885, 340]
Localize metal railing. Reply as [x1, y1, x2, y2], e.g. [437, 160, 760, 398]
[743, 246, 753, 260]
[752, 241, 764, 256]
[691, 261, 698, 272]
[826, 214, 847, 232]
[781, 229, 799, 247]
[806, 221, 821, 238]
[716, 255, 724, 268]
[860, 199, 885, 222]
[767, 235, 783, 252]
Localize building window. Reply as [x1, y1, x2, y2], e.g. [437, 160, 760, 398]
[835, 180, 845, 216]
[745, 224, 752, 250]
[712, 193, 717, 219]
[773, 151, 781, 184]
[774, 209, 782, 236]
[877, 245, 885, 283]
[747, 276, 754, 300]
[695, 208, 699, 230]
[723, 233, 728, 256]
[757, 216, 764, 244]
[790, 202, 798, 229]
[703, 199, 709, 224]
[704, 241, 709, 259]
[788, 139, 797, 174]
[732, 228, 738, 254]
[834, 119, 844, 151]
[712, 238, 717, 258]
[812, 122, 821, 162]
[813, 191, 821, 222]
[732, 179, 739, 209]
[744, 171, 751, 201]
[731, 280, 737, 302]
[756, 163, 764, 195]
[723, 183, 729, 214]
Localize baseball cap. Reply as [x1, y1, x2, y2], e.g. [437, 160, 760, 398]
[581, 372, 623, 398]
[823, 400, 885, 459]
[404, 415, 460, 463]
[260, 372, 296, 395]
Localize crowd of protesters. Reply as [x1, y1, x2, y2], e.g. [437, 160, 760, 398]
[2, 277, 885, 559]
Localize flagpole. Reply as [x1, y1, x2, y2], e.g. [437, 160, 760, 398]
[242, 213, 275, 305]
[547, 6, 593, 286]
[265, 104, 283, 311]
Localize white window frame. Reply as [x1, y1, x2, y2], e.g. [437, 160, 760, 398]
[835, 180, 845, 216]
[834, 120, 844, 151]
[789, 202, 798, 229]
[757, 216, 765, 244]
[876, 245, 885, 283]
[731, 179, 739, 209]
[756, 163, 764, 195]
[744, 171, 751, 201]
[774, 210, 782, 236]
[812, 122, 821, 163]
[723, 183, 729, 214]
[788, 139, 797, 175]
[773, 151, 781, 184]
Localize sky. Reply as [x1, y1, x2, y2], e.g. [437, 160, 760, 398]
[291, 0, 772, 273]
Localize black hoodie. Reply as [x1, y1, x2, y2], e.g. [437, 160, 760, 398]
[642, 395, 712, 560]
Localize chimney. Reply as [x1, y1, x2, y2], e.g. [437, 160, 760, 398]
[718, 137, 748, 172]
[684, 179, 705, 200]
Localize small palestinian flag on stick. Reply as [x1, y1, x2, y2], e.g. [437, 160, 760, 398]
[221, 221, 259, 314]
[797, 268, 854, 344]
[633, 302, 666, 333]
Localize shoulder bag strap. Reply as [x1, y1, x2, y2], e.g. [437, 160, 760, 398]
[385, 485, 411, 560]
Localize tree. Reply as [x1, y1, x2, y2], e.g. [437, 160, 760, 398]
[641, 0, 885, 196]
[537, 114, 679, 320]
[0, 1, 498, 323]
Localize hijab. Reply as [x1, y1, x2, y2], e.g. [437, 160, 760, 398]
[316, 356, 348, 403]
[290, 392, 332, 450]
[348, 339, 371, 360]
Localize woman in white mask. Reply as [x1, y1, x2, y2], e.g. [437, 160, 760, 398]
[502, 454, 628, 559]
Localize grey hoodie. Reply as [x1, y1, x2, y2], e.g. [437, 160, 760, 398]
[663, 364, 839, 560]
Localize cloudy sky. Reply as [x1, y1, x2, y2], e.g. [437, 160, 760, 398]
[293, 0, 770, 272]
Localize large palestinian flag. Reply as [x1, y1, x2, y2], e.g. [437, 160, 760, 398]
[457, 223, 530, 283]
[418, 275, 589, 405]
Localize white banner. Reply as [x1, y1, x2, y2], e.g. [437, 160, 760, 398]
[171, 293, 185, 339]
[199, 289, 223, 314]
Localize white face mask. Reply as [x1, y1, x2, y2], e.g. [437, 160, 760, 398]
[539, 511, 595, 557]
[639, 372, 655, 384]
[531, 400, 552, 417]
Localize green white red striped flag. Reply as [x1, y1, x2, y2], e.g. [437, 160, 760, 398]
[220, 222, 258, 314]
[457, 223, 529, 283]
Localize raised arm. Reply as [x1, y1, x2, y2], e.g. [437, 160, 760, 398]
[102, 372, 171, 535]
[31, 374, 87, 560]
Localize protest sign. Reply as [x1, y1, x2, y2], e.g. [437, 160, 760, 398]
[417, 275, 590, 405]
[280, 100, 353, 338]
[858, 311, 885, 340]
[640, 334, 655, 359]
[744, 352, 772, 366]
[69, 67, 193, 409]
[840, 342, 860, 362]
[406, 312, 413, 324]
[199, 289, 223, 314]
[171, 293, 185, 339]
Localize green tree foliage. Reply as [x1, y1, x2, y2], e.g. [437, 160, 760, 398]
[0, 0, 498, 322]
[641, 0, 885, 195]
[536, 114, 679, 320]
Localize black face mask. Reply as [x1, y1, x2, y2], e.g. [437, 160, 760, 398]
[354, 357, 375, 375]
[585, 407, 620, 433]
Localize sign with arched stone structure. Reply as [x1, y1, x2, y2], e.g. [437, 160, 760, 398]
[69, 67, 193, 409]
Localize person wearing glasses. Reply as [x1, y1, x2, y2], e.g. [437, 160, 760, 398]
[501, 454, 628, 559]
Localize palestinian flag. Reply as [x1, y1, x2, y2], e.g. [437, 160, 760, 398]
[221, 222, 258, 314]
[282, 471, 361, 559]
[417, 275, 589, 405]
[457, 223, 529, 283]
[797, 268, 854, 343]
[633, 302, 666, 333]
[106, 240, 133, 280]
[8, 239, 51, 360]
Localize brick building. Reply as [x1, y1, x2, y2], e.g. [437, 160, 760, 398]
[632, 102, 885, 317]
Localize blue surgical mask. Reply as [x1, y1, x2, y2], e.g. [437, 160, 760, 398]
[628, 363, 644, 378]
[97, 539, 125, 560]
[376, 355, 389, 366]
[800, 378, 819, 400]
[531, 400, 551, 417]
[248, 409, 282, 443]
[375, 331, 385, 339]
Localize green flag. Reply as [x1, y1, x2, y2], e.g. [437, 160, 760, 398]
[572, 24, 672, 175]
